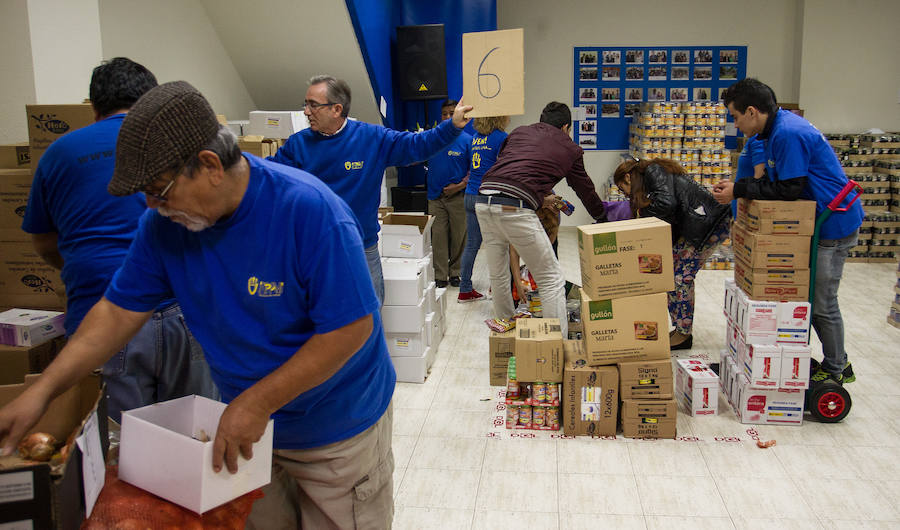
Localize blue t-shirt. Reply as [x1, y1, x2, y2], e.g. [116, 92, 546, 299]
[21, 114, 156, 336]
[104, 155, 395, 449]
[269, 118, 462, 248]
[426, 130, 472, 200]
[732, 135, 765, 217]
[763, 109, 863, 240]
[467, 129, 508, 195]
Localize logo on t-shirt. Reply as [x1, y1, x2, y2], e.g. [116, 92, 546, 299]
[247, 276, 284, 297]
[344, 160, 364, 170]
[447, 150, 463, 157]
[768, 159, 775, 168]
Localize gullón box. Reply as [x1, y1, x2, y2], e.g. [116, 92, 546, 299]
[580, 289, 670, 366]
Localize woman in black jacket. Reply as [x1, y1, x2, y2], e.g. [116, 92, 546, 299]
[613, 157, 731, 350]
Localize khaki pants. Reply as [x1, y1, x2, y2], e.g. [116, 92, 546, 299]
[428, 191, 467, 281]
[246, 405, 394, 529]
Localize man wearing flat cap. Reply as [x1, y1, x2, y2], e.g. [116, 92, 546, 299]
[0, 81, 396, 528]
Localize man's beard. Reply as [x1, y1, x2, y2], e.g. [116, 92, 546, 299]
[158, 206, 212, 232]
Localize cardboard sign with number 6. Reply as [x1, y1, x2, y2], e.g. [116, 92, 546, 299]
[462, 28, 524, 118]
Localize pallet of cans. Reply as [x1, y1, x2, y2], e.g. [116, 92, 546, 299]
[505, 357, 561, 431]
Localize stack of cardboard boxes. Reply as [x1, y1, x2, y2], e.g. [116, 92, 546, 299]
[379, 213, 443, 383]
[619, 358, 676, 437]
[675, 359, 719, 417]
[505, 318, 563, 431]
[574, 218, 678, 438]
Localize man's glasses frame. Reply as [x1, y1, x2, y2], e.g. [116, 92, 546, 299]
[303, 100, 336, 111]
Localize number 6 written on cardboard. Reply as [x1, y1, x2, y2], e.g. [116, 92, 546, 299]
[478, 47, 501, 99]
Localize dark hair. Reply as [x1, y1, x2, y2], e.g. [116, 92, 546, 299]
[89, 57, 158, 118]
[721, 78, 777, 115]
[441, 99, 458, 110]
[539, 102, 571, 129]
[309, 75, 352, 117]
[613, 158, 687, 217]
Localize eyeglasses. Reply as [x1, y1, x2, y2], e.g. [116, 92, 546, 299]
[303, 100, 336, 111]
[143, 175, 178, 202]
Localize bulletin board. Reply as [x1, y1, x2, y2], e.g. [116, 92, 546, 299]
[573, 46, 747, 151]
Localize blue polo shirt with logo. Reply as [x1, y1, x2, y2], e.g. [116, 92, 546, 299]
[269, 118, 462, 248]
[763, 109, 863, 240]
[467, 129, 508, 195]
[104, 154, 395, 449]
[426, 130, 472, 200]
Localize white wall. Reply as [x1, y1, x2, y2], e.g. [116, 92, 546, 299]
[499, 0, 802, 226]
[798, 0, 900, 132]
[98, 0, 256, 121]
[0, 0, 36, 143]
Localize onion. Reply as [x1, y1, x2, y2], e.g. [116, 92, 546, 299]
[18, 432, 58, 461]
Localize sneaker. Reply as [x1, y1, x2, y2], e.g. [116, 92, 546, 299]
[811, 366, 843, 384]
[435, 279, 449, 288]
[842, 363, 856, 384]
[449, 276, 461, 287]
[457, 289, 485, 303]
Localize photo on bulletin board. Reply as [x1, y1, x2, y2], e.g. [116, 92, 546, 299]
[694, 49, 713, 63]
[694, 87, 711, 101]
[580, 67, 598, 80]
[694, 66, 712, 80]
[581, 120, 597, 133]
[626, 49, 644, 64]
[648, 87, 666, 101]
[672, 67, 689, 80]
[648, 66, 667, 80]
[625, 87, 643, 101]
[670, 87, 689, 102]
[602, 67, 620, 80]
[579, 50, 598, 65]
[601, 87, 620, 101]
[625, 67, 643, 81]
[719, 49, 738, 64]
[579, 87, 597, 101]
[673, 50, 690, 64]
[602, 50, 621, 64]
[579, 135, 596, 147]
[624, 103, 641, 117]
[648, 50, 667, 63]
[584, 103, 597, 118]
[720, 66, 738, 80]
[601, 103, 620, 118]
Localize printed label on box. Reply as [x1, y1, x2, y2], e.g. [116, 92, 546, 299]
[0, 470, 34, 503]
[580, 386, 603, 420]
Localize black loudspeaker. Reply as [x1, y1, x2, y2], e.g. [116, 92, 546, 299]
[396, 24, 448, 101]
[391, 186, 429, 213]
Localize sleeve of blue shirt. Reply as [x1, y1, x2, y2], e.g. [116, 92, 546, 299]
[21, 165, 55, 234]
[379, 118, 462, 167]
[268, 135, 304, 168]
[104, 212, 172, 312]
[749, 138, 766, 168]
[770, 132, 810, 181]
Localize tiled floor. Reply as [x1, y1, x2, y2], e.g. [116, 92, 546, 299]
[390, 227, 900, 529]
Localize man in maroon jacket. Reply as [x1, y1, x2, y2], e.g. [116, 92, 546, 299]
[476, 102, 608, 335]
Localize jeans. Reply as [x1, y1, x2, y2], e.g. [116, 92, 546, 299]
[459, 193, 482, 293]
[101, 303, 218, 423]
[813, 230, 858, 375]
[476, 202, 567, 337]
[365, 243, 384, 306]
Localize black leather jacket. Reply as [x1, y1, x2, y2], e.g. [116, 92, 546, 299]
[639, 163, 731, 248]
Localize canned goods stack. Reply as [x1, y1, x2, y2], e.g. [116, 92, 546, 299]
[628, 101, 732, 188]
[503, 320, 565, 431]
[504, 378, 562, 431]
[868, 211, 900, 262]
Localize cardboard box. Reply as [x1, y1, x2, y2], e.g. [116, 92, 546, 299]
[385, 326, 427, 357]
[580, 289, 670, 366]
[0, 336, 66, 383]
[119, 395, 273, 514]
[562, 363, 618, 436]
[514, 318, 563, 383]
[620, 399, 677, 439]
[0, 143, 30, 169]
[246, 110, 309, 139]
[736, 199, 817, 235]
[618, 359, 673, 399]
[380, 213, 434, 259]
[734, 257, 809, 302]
[732, 376, 804, 425]
[675, 359, 719, 416]
[391, 346, 434, 383]
[429, 312, 443, 354]
[0, 308, 65, 347]
[577, 218, 674, 300]
[0, 233, 66, 310]
[382, 258, 424, 306]
[776, 301, 811, 344]
[436, 286, 448, 316]
[0, 372, 106, 529]
[779, 344, 811, 390]
[381, 295, 426, 333]
[25, 104, 95, 152]
[489, 330, 516, 386]
[237, 135, 281, 158]
[731, 223, 810, 269]
[562, 339, 588, 364]
[0, 169, 32, 230]
[733, 290, 778, 344]
[417, 252, 434, 286]
[740, 343, 781, 389]
[723, 278, 739, 322]
[424, 281, 436, 315]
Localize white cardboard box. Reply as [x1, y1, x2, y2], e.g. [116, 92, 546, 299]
[381, 213, 434, 259]
[741, 343, 781, 389]
[381, 296, 426, 333]
[417, 253, 434, 285]
[733, 377, 804, 426]
[735, 290, 778, 344]
[246, 110, 308, 139]
[385, 326, 427, 357]
[119, 395, 274, 514]
[0, 308, 65, 347]
[392, 346, 433, 383]
[424, 312, 434, 347]
[676, 359, 719, 416]
[435, 287, 448, 318]
[723, 278, 739, 322]
[424, 281, 436, 315]
[430, 312, 443, 354]
[776, 301, 812, 344]
[779, 344, 811, 390]
[382, 258, 425, 306]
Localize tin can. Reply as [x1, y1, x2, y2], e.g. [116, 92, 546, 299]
[518, 406, 532, 426]
[507, 378, 519, 398]
[558, 199, 575, 216]
[548, 383, 560, 403]
[506, 405, 518, 428]
[546, 407, 560, 429]
[532, 407, 545, 427]
[533, 382, 548, 404]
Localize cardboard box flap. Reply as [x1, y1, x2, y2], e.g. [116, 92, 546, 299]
[381, 213, 434, 235]
[562, 339, 587, 364]
[0, 372, 102, 444]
